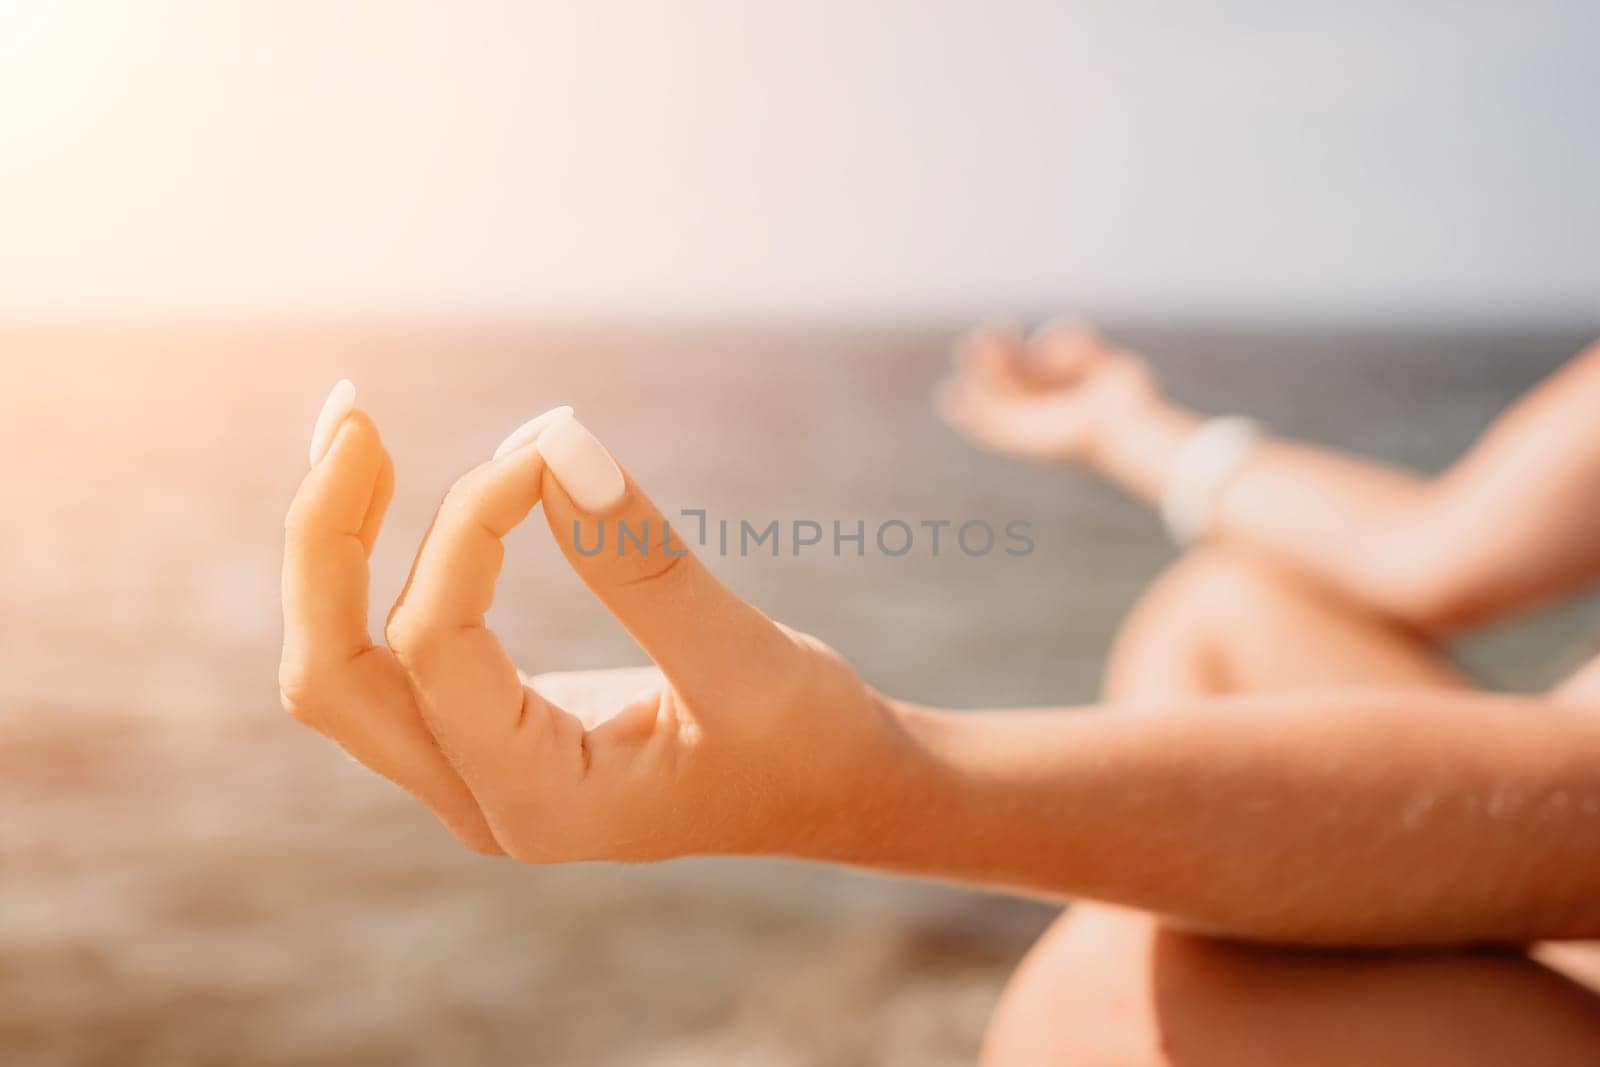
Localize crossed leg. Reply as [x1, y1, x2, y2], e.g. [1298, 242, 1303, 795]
[982, 548, 1600, 1065]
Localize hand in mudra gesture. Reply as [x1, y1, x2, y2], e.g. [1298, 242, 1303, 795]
[279, 385, 892, 861]
[937, 320, 1157, 464]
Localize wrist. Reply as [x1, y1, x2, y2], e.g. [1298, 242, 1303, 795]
[1083, 389, 1176, 465]
[770, 695, 964, 868]
[1085, 394, 1203, 505]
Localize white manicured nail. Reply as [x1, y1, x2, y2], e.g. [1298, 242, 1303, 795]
[536, 416, 626, 513]
[308, 379, 356, 467]
[492, 404, 575, 460]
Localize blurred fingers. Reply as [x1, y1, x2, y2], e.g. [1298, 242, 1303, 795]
[936, 376, 1076, 461]
[951, 322, 1028, 397]
[1023, 318, 1102, 386]
[936, 378, 1026, 452]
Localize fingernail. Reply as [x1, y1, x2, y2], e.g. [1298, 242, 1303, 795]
[309, 379, 356, 468]
[536, 415, 626, 513]
[492, 404, 575, 460]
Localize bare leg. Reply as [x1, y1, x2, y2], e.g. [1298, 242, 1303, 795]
[987, 903, 1600, 1066]
[984, 547, 1600, 1065]
[1102, 547, 1471, 701]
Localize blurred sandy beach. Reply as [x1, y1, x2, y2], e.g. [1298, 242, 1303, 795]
[3, 320, 1598, 1065]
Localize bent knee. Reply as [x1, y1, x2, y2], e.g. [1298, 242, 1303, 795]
[983, 906, 1171, 1066]
[984, 907, 1282, 1065]
[1145, 546, 1299, 617]
[1104, 547, 1299, 702]
[986, 905, 1600, 1067]
[982, 907, 1312, 1066]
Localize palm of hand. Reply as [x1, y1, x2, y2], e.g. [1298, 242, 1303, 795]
[937, 323, 1155, 463]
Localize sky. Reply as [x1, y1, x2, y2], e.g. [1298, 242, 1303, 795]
[1, 1, 1596, 321]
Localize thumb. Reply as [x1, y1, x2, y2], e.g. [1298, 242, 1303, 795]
[534, 415, 796, 705]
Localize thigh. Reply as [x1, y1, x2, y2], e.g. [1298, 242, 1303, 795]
[984, 905, 1600, 1067]
[1105, 547, 1471, 702]
[1001, 550, 1600, 1062]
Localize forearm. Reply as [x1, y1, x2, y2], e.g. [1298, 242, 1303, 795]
[1208, 436, 1438, 613]
[1088, 395, 1440, 616]
[801, 691, 1600, 948]
[1087, 345, 1600, 630]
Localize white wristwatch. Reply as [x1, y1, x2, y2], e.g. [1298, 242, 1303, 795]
[1160, 416, 1264, 546]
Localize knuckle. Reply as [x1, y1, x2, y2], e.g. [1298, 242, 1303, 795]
[453, 825, 506, 857]
[753, 627, 849, 715]
[499, 828, 556, 865]
[758, 652, 818, 715]
[441, 467, 491, 516]
[494, 811, 584, 864]
[617, 546, 688, 589]
[383, 605, 437, 655]
[277, 664, 328, 727]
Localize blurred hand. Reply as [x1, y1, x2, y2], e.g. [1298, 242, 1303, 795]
[936, 321, 1158, 464]
[279, 390, 892, 862]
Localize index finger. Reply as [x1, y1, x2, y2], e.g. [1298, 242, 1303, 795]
[535, 415, 798, 709]
[384, 428, 564, 781]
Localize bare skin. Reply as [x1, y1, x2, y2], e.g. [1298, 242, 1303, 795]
[281, 329, 1600, 1060]
[984, 546, 1600, 1064]
[938, 323, 1600, 632]
[940, 323, 1600, 1060]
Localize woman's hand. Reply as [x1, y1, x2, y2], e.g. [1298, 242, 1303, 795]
[936, 320, 1158, 465]
[279, 387, 896, 862]
[275, 392, 1600, 945]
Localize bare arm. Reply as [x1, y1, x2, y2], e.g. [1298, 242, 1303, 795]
[816, 690, 1600, 948]
[285, 387, 1600, 951]
[942, 330, 1600, 631]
